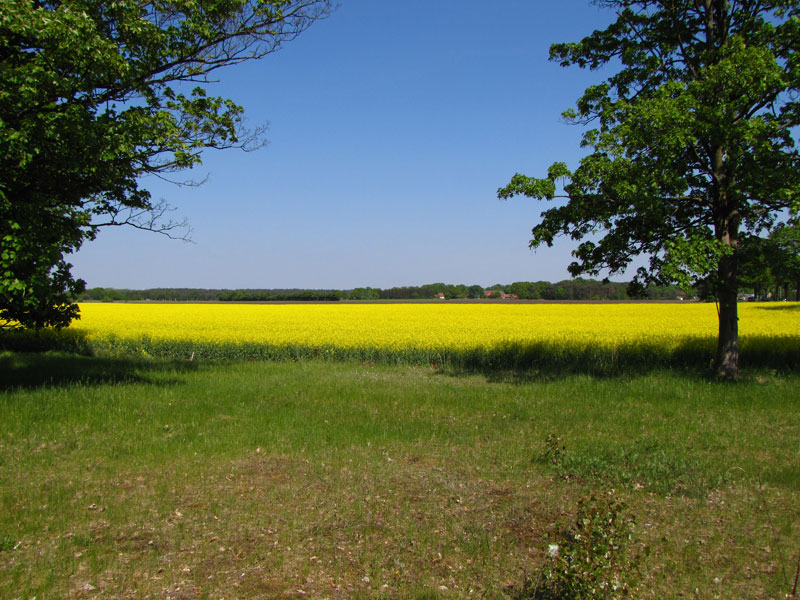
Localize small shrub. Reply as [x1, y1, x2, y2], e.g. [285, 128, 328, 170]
[518, 490, 635, 599]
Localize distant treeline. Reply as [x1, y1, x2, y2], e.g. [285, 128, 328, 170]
[487, 279, 684, 301]
[78, 287, 342, 302]
[79, 279, 685, 302]
[80, 287, 224, 302]
[217, 290, 341, 302]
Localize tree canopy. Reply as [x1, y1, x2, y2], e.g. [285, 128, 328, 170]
[0, 0, 330, 329]
[498, 0, 800, 377]
[739, 217, 800, 299]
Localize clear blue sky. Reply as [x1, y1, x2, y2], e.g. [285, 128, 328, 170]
[72, 0, 625, 290]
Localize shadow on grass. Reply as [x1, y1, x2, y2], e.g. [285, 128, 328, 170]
[3, 327, 797, 387]
[1, 328, 198, 390]
[0, 352, 199, 391]
[439, 361, 711, 385]
[440, 364, 706, 385]
[438, 335, 800, 383]
[0, 326, 94, 355]
[753, 302, 800, 311]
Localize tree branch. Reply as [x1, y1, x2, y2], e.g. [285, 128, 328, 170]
[94, 199, 194, 242]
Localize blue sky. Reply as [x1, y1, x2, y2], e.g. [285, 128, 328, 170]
[72, 0, 621, 290]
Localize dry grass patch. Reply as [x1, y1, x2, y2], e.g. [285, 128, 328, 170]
[3, 448, 798, 598]
[2, 450, 573, 598]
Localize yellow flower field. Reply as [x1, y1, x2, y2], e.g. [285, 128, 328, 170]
[68, 301, 799, 369]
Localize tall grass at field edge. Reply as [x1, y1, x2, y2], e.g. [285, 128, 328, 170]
[3, 330, 798, 373]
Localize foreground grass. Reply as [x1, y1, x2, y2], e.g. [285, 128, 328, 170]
[1, 353, 798, 598]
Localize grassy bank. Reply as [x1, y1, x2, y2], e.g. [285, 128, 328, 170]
[1, 353, 798, 598]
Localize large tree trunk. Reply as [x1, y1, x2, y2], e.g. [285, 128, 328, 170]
[714, 257, 739, 378]
[710, 143, 740, 379]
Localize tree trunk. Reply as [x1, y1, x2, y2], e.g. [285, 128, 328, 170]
[714, 254, 739, 378]
[710, 140, 740, 378]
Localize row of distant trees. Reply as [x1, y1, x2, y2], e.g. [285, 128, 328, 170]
[374, 279, 684, 301]
[78, 278, 686, 303]
[738, 222, 800, 301]
[217, 290, 341, 302]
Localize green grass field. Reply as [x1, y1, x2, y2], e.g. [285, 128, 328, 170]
[1, 352, 798, 598]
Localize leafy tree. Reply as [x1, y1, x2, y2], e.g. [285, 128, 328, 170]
[1, 0, 330, 329]
[531, 281, 550, 299]
[738, 234, 778, 300]
[348, 287, 380, 300]
[450, 283, 468, 298]
[553, 284, 569, 301]
[467, 284, 485, 299]
[770, 219, 800, 300]
[499, 1, 800, 377]
[508, 281, 533, 299]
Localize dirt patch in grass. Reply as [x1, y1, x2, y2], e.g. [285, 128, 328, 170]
[3, 448, 796, 599]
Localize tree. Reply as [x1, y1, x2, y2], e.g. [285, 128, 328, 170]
[729, 220, 799, 300]
[450, 283, 469, 298]
[499, 0, 800, 377]
[508, 281, 533, 299]
[349, 287, 380, 301]
[738, 234, 778, 299]
[770, 218, 800, 300]
[467, 284, 485, 299]
[1, 0, 330, 329]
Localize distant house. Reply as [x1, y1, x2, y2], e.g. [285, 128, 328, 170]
[485, 290, 518, 299]
[434, 293, 445, 299]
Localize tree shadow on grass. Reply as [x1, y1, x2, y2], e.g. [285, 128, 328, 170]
[1, 328, 199, 390]
[0, 352, 200, 391]
[438, 361, 710, 385]
[437, 335, 800, 384]
[752, 303, 800, 311]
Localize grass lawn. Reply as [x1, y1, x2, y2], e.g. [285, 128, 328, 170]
[1, 352, 798, 598]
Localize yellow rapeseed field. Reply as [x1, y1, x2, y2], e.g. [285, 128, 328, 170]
[72, 301, 798, 357]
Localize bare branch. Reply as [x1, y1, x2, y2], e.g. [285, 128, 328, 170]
[94, 199, 194, 242]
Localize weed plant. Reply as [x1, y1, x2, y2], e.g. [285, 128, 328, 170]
[517, 490, 635, 599]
